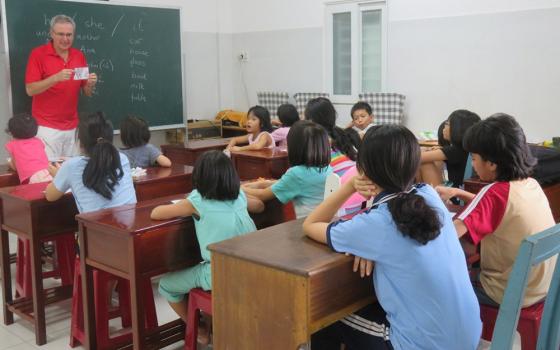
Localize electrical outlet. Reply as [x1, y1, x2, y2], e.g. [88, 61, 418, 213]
[238, 51, 249, 62]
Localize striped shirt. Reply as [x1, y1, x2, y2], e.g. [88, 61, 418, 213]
[330, 147, 355, 177]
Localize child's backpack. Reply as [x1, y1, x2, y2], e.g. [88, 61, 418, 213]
[529, 145, 560, 185]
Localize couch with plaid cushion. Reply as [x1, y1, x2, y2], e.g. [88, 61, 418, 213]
[256, 91, 290, 120]
[358, 93, 406, 125]
[293, 92, 330, 117]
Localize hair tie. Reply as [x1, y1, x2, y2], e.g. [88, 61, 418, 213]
[97, 137, 105, 144]
[397, 186, 417, 198]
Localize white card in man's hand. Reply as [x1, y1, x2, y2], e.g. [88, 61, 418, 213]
[74, 67, 89, 80]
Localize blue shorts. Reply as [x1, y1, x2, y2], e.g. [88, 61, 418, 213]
[158, 262, 211, 303]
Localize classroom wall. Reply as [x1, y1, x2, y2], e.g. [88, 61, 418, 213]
[224, 0, 560, 142]
[2, 0, 560, 158]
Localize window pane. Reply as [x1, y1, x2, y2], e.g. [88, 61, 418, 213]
[333, 12, 351, 95]
[362, 10, 382, 92]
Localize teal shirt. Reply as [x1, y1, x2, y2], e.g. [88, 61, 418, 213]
[187, 189, 256, 261]
[271, 165, 333, 218]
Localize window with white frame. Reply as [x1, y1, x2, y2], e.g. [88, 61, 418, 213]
[325, 1, 387, 102]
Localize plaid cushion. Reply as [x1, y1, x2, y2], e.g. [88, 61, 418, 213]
[358, 93, 406, 125]
[293, 92, 330, 116]
[256, 91, 290, 119]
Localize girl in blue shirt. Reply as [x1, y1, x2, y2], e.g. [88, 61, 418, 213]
[242, 120, 332, 219]
[304, 125, 481, 350]
[151, 150, 263, 325]
[46, 111, 136, 212]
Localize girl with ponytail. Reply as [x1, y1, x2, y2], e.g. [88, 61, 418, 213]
[304, 125, 481, 350]
[305, 97, 356, 176]
[46, 112, 136, 213]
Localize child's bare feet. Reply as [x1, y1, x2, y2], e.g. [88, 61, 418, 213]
[197, 314, 212, 346]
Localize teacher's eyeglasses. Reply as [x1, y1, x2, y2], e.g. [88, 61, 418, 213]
[53, 32, 74, 38]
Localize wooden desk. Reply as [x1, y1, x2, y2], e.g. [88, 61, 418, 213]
[0, 165, 194, 345]
[0, 164, 20, 188]
[77, 194, 289, 349]
[231, 148, 289, 180]
[209, 219, 374, 350]
[418, 140, 439, 147]
[463, 177, 560, 223]
[0, 165, 20, 265]
[161, 139, 232, 166]
[0, 182, 77, 345]
[134, 164, 193, 202]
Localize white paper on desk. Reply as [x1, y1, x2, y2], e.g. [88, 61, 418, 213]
[74, 67, 89, 80]
[131, 167, 147, 178]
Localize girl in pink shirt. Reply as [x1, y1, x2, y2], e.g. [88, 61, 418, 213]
[5, 113, 52, 184]
[227, 106, 275, 151]
[271, 104, 300, 150]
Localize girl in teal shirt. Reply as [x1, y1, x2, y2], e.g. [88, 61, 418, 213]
[151, 150, 263, 323]
[242, 120, 332, 219]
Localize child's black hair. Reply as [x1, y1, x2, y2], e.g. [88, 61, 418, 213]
[351, 101, 372, 118]
[344, 127, 362, 151]
[359, 125, 441, 245]
[463, 113, 536, 182]
[79, 112, 124, 200]
[120, 115, 150, 148]
[6, 113, 38, 139]
[247, 105, 273, 133]
[287, 120, 330, 168]
[192, 150, 240, 201]
[277, 104, 299, 127]
[304, 97, 357, 161]
[437, 120, 451, 147]
[447, 109, 480, 147]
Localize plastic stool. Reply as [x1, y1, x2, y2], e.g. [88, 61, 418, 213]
[15, 233, 75, 298]
[283, 202, 296, 221]
[185, 288, 212, 350]
[480, 301, 544, 350]
[70, 258, 158, 349]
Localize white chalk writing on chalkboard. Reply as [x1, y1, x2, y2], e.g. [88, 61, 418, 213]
[76, 33, 100, 41]
[84, 16, 104, 29]
[111, 14, 125, 37]
[131, 72, 147, 80]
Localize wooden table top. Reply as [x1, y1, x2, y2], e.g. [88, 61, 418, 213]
[75, 194, 186, 235]
[0, 165, 192, 202]
[133, 164, 193, 184]
[162, 138, 233, 151]
[418, 140, 439, 147]
[0, 181, 58, 202]
[209, 218, 354, 276]
[230, 148, 288, 160]
[0, 164, 20, 188]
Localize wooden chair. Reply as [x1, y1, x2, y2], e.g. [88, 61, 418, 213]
[485, 223, 560, 350]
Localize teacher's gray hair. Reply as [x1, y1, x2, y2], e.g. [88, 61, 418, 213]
[50, 14, 76, 31]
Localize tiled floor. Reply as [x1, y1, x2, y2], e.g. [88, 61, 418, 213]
[1, 235, 521, 349]
[0, 235, 185, 350]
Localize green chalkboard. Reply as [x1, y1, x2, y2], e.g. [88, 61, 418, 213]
[2, 0, 184, 129]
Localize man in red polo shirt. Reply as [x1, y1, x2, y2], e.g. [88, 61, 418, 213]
[25, 14, 98, 159]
